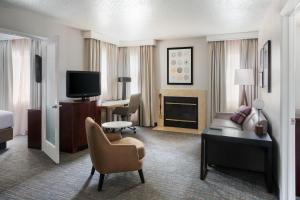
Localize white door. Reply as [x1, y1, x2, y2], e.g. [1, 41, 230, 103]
[41, 37, 60, 164]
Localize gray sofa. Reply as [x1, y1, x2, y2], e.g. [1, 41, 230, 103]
[211, 107, 268, 132]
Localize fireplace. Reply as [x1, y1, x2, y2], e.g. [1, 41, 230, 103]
[164, 96, 198, 129]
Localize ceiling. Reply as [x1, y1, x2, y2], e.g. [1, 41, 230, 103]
[0, 0, 271, 41]
[0, 33, 24, 40]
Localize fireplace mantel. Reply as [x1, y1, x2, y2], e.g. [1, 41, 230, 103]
[153, 88, 207, 134]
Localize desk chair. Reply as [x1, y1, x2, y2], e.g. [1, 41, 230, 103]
[112, 93, 141, 133]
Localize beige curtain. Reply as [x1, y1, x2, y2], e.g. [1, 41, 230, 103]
[139, 46, 154, 127]
[30, 39, 43, 109]
[208, 41, 225, 122]
[12, 39, 31, 136]
[0, 40, 13, 111]
[85, 39, 101, 71]
[240, 39, 258, 106]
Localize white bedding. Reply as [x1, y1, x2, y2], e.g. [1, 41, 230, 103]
[0, 110, 13, 129]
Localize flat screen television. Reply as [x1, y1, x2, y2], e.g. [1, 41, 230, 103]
[66, 71, 100, 100]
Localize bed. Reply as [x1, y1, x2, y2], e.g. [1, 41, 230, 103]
[0, 110, 13, 150]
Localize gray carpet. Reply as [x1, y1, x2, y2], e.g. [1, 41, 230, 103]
[0, 128, 277, 200]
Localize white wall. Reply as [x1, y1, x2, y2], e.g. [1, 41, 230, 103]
[153, 37, 209, 122]
[258, 0, 286, 195]
[0, 5, 84, 100]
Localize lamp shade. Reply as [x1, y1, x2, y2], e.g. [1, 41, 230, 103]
[234, 69, 254, 85]
[253, 99, 264, 110]
[118, 77, 131, 82]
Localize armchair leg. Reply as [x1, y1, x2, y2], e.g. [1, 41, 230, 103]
[91, 166, 95, 176]
[98, 173, 105, 191]
[138, 169, 145, 183]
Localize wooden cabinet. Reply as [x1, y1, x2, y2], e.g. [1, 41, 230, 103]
[59, 100, 99, 153]
[28, 109, 41, 149]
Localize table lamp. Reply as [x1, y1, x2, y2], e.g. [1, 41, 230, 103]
[234, 69, 254, 106]
[118, 77, 131, 100]
[253, 98, 265, 136]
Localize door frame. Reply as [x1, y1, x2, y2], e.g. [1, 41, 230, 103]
[41, 36, 60, 164]
[280, 0, 300, 199]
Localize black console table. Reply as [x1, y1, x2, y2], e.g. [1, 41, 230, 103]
[200, 128, 273, 192]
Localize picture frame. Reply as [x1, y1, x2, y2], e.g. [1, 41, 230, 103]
[262, 40, 271, 93]
[167, 47, 193, 85]
[259, 48, 264, 88]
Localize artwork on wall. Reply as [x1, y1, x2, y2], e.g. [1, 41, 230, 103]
[259, 48, 264, 88]
[261, 40, 271, 93]
[167, 47, 193, 85]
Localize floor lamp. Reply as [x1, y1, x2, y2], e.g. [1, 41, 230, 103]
[234, 69, 254, 106]
[118, 77, 131, 100]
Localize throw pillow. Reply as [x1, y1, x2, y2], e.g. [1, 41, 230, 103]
[230, 106, 252, 125]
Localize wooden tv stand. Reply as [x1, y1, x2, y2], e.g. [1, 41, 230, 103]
[59, 100, 101, 153]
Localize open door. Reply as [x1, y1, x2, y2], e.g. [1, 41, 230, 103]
[41, 37, 59, 164]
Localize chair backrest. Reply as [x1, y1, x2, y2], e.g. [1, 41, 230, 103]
[128, 93, 141, 114]
[85, 117, 111, 171]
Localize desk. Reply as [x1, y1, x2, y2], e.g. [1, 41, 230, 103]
[98, 99, 130, 122]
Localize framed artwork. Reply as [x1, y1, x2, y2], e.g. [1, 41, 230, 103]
[259, 48, 264, 88]
[262, 40, 271, 93]
[167, 47, 193, 85]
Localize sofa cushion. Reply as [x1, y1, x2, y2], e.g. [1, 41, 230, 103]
[243, 108, 268, 132]
[210, 118, 242, 130]
[230, 106, 252, 125]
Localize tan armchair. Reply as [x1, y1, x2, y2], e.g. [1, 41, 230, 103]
[85, 117, 145, 191]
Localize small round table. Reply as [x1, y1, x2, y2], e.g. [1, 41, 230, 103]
[102, 121, 133, 133]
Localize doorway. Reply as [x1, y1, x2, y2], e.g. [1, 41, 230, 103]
[0, 29, 60, 164]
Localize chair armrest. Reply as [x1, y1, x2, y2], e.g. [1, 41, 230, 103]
[105, 133, 122, 142]
[214, 112, 233, 120]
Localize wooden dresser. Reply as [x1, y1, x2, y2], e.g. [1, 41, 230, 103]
[59, 100, 100, 153]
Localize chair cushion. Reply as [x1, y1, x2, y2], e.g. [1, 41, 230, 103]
[230, 106, 252, 125]
[112, 137, 145, 160]
[210, 118, 242, 130]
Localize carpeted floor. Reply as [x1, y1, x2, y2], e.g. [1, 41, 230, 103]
[0, 128, 277, 200]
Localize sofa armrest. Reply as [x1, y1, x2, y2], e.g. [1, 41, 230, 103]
[214, 112, 233, 120]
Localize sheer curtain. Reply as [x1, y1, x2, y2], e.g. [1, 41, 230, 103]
[100, 42, 118, 100]
[240, 39, 258, 106]
[12, 39, 31, 136]
[224, 40, 241, 112]
[0, 41, 13, 111]
[129, 47, 140, 95]
[117, 47, 130, 99]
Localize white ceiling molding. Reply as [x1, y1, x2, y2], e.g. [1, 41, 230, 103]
[118, 39, 156, 47]
[0, 32, 24, 40]
[280, 0, 300, 16]
[83, 30, 156, 47]
[82, 31, 120, 45]
[206, 31, 259, 42]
